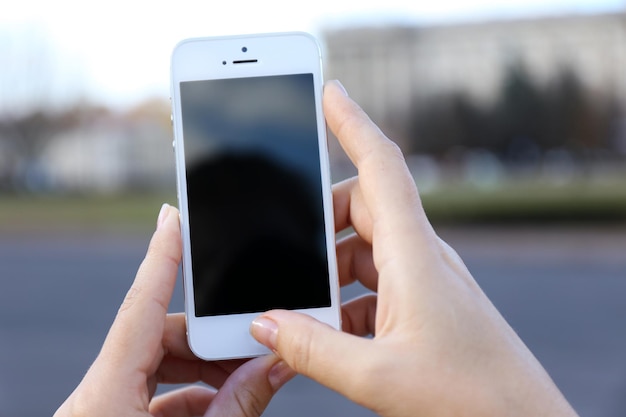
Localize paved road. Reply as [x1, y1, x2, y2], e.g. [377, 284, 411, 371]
[0, 226, 625, 417]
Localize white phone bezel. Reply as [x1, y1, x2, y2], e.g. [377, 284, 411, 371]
[170, 32, 341, 360]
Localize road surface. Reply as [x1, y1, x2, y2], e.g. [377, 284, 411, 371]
[1, 225, 625, 416]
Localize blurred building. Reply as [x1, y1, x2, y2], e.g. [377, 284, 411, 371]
[7, 12, 626, 193]
[322, 12, 626, 149]
[36, 102, 175, 194]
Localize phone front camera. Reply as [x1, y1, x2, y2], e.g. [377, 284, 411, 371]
[222, 60, 227, 65]
[242, 46, 247, 52]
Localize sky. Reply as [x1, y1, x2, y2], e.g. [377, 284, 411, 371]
[0, 0, 624, 114]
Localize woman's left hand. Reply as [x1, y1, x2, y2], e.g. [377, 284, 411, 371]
[54, 204, 294, 417]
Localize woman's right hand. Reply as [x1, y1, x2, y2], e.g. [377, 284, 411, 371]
[250, 80, 579, 417]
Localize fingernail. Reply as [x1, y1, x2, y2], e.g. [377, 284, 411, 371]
[332, 79, 348, 96]
[250, 316, 278, 351]
[157, 203, 170, 230]
[268, 359, 296, 391]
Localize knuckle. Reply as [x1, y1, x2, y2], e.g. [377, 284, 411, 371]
[232, 383, 267, 417]
[146, 237, 181, 271]
[282, 326, 315, 376]
[117, 286, 140, 314]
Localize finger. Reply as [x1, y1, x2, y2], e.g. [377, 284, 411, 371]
[324, 80, 434, 248]
[203, 355, 296, 417]
[99, 204, 182, 371]
[251, 310, 375, 405]
[332, 177, 372, 240]
[336, 233, 377, 291]
[324, 80, 437, 305]
[150, 386, 216, 417]
[341, 294, 377, 337]
[162, 313, 195, 359]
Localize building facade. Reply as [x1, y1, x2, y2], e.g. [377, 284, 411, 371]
[322, 12, 626, 148]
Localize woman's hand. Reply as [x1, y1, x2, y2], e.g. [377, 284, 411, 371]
[250, 80, 579, 417]
[55, 204, 294, 417]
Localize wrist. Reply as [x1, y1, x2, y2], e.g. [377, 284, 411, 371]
[489, 353, 579, 417]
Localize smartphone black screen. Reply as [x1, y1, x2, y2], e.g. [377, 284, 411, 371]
[180, 74, 332, 317]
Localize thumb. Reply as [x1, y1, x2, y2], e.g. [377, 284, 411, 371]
[250, 310, 375, 403]
[99, 203, 181, 368]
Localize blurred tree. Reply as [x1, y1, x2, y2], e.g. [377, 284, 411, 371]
[406, 61, 620, 169]
[0, 25, 84, 116]
[0, 25, 85, 191]
[408, 93, 489, 157]
[493, 62, 546, 164]
[547, 68, 618, 156]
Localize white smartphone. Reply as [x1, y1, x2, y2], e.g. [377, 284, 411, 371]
[170, 32, 341, 360]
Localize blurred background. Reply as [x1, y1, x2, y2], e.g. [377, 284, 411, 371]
[1, 1, 626, 416]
